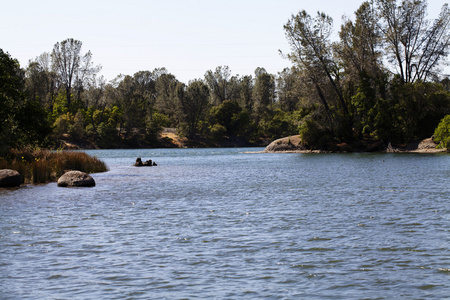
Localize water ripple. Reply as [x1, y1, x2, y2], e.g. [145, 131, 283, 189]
[1, 149, 449, 299]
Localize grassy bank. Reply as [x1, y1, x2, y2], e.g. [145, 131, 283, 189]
[0, 149, 108, 184]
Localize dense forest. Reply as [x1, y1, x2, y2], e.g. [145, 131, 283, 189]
[1, 0, 450, 156]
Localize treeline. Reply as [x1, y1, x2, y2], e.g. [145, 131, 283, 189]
[1, 0, 450, 155]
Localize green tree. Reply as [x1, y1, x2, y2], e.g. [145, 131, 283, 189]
[155, 72, 179, 125]
[208, 100, 245, 136]
[283, 10, 352, 133]
[252, 68, 275, 122]
[25, 52, 57, 110]
[277, 67, 303, 112]
[0, 49, 51, 154]
[204, 66, 238, 105]
[176, 80, 209, 138]
[113, 71, 156, 139]
[0, 49, 24, 154]
[434, 114, 450, 150]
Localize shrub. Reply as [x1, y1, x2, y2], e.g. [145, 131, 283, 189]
[299, 119, 334, 150]
[434, 115, 450, 150]
[209, 124, 227, 140]
[0, 149, 108, 184]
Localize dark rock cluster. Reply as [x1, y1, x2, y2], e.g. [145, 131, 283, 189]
[134, 158, 157, 167]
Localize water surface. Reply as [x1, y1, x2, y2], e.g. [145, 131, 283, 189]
[1, 148, 449, 299]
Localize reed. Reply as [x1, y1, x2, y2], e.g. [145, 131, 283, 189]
[0, 149, 108, 184]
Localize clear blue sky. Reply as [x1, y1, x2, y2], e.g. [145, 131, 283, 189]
[1, 0, 447, 83]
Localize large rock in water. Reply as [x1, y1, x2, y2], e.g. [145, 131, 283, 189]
[264, 135, 305, 152]
[0, 169, 22, 187]
[57, 170, 95, 187]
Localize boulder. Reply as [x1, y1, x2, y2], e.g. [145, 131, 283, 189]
[57, 170, 95, 187]
[264, 135, 305, 152]
[143, 159, 153, 166]
[134, 157, 143, 166]
[0, 169, 22, 187]
[418, 138, 438, 150]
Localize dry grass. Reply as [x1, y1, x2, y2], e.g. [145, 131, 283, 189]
[0, 149, 108, 184]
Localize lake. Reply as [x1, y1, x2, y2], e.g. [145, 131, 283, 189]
[1, 148, 449, 299]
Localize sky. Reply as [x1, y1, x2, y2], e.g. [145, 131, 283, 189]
[1, 0, 447, 83]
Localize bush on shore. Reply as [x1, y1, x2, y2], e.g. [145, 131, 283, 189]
[434, 115, 450, 151]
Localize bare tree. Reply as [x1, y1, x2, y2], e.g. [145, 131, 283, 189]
[377, 0, 450, 83]
[51, 38, 101, 109]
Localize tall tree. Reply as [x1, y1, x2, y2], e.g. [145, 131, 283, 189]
[277, 67, 303, 112]
[338, 1, 382, 79]
[114, 71, 155, 137]
[176, 80, 210, 138]
[155, 72, 179, 124]
[236, 75, 254, 112]
[376, 0, 450, 83]
[0, 49, 51, 154]
[284, 10, 351, 125]
[25, 52, 57, 110]
[51, 38, 101, 110]
[204, 66, 238, 105]
[252, 68, 275, 121]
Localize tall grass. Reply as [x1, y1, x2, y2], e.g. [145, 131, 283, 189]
[0, 149, 108, 184]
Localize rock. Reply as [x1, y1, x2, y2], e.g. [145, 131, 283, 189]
[134, 158, 143, 166]
[57, 170, 95, 187]
[0, 169, 22, 187]
[417, 138, 438, 150]
[264, 135, 305, 152]
[134, 158, 157, 166]
[143, 159, 152, 166]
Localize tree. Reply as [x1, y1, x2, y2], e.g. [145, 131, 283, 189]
[236, 75, 254, 112]
[204, 66, 238, 105]
[0, 49, 24, 154]
[283, 10, 351, 129]
[155, 72, 179, 125]
[176, 80, 209, 138]
[338, 1, 382, 80]
[0, 49, 51, 154]
[51, 38, 101, 111]
[252, 68, 275, 122]
[25, 52, 57, 110]
[376, 0, 450, 83]
[277, 67, 302, 112]
[434, 114, 450, 150]
[113, 71, 156, 138]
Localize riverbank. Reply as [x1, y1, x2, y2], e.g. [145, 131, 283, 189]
[56, 128, 447, 154]
[263, 135, 448, 154]
[57, 128, 265, 150]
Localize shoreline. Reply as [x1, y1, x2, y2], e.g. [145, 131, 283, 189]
[261, 135, 448, 154]
[260, 148, 448, 154]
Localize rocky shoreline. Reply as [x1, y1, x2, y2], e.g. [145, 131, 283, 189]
[263, 135, 447, 154]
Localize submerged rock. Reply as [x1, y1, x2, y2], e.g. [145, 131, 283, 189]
[0, 169, 22, 187]
[57, 170, 95, 187]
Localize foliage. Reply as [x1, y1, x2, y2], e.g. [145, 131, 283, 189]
[0, 149, 107, 184]
[0, 49, 52, 155]
[283, 1, 450, 149]
[209, 124, 227, 141]
[2, 3, 450, 153]
[434, 115, 450, 150]
[176, 80, 209, 138]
